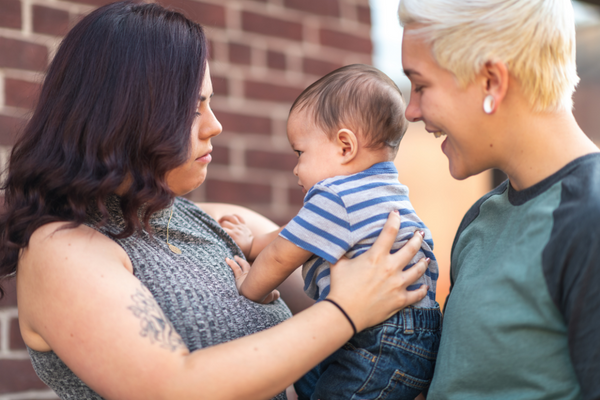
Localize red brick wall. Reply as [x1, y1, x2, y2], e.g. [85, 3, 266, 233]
[184, 0, 373, 223]
[0, 0, 372, 397]
[574, 25, 600, 143]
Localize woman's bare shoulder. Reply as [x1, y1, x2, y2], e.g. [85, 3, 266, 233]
[24, 221, 132, 272]
[18, 221, 134, 351]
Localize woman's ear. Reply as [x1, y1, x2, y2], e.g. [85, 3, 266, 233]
[481, 61, 509, 114]
[336, 128, 358, 164]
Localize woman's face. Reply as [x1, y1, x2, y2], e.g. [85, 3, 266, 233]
[166, 64, 222, 196]
[401, 29, 497, 180]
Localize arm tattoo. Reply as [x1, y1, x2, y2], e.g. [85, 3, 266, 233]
[127, 284, 185, 352]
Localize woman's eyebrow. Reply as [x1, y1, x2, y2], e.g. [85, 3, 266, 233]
[199, 93, 215, 102]
[403, 69, 421, 78]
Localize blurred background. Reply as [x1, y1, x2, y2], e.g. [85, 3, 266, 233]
[0, 0, 598, 397]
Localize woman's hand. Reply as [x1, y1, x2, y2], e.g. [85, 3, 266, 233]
[327, 210, 429, 332]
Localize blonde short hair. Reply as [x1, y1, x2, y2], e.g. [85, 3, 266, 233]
[399, 0, 579, 112]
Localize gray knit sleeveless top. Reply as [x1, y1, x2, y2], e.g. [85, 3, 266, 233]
[28, 196, 292, 399]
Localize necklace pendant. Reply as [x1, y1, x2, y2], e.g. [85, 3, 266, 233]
[168, 243, 182, 254]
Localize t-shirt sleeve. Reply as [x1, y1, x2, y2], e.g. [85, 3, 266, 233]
[280, 184, 351, 264]
[542, 204, 600, 400]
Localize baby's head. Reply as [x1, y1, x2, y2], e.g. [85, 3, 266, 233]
[287, 64, 408, 193]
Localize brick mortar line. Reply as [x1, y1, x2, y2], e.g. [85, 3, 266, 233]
[0, 68, 44, 83]
[0, 390, 59, 400]
[0, 71, 5, 108]
[271, 175, 291, 216]
[223, 65, 306, 86]
[28, 0, 95, 15]
[346, 0, 370, 5]
[251, 46, 267, 71]
[207, 164, 297, 185]
[228, 137, 245, 178]
[208, 26, 371, 57]
[303, 16, 320, 45]
[211, 97, 292, 120]
[209, 28, 298, 52]
[224, 0, 240, 32]
[210, 43, 372, 78]
[196, 0, 341, 24]
[0, 105, 34, 119]
[209, 61, 310, 88]
[0, 350, 30, 360]
[211, 133, 290, 152]
[0, 145, 10, 186]
[216, 53, 345, 84]
[22, 0, 32, 35]
[340, 0, 358, 23]
[0, 308, 18, 356]
[0, 26, 60, 49]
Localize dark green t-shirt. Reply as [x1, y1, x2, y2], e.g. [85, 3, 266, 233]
[429, 153, 600, 400]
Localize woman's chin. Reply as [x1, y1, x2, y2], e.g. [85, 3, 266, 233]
[446, 159, 470, 181]
[168, 174, 207, 197]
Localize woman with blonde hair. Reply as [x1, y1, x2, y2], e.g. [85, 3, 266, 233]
[399, 0, 599, 398]
[0, 2, 430, 399]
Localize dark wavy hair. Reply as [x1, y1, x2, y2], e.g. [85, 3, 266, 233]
[0, 1, 208, 298]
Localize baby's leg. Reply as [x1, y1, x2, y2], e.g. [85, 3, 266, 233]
[294, 365, 321, 400]
[312, 307, 442, 400]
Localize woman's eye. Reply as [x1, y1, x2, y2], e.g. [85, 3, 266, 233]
[195, 112, 201, 117]
[295, 150, 303, 157]
[413, 85, 424, 94]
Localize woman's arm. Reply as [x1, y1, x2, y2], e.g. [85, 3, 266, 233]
[18, 212, 427, 400]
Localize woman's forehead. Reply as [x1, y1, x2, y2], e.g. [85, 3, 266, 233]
[199, 70, 213, 98]
[402, 34, 432, 73]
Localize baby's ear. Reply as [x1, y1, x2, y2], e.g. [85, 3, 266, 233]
[336, 128, 358, 164]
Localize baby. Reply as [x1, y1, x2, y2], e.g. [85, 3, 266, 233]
[221, 64, 441, 400]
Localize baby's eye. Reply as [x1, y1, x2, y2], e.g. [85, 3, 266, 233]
[413, 85, 424, 94]
[295, 150, 303, 157]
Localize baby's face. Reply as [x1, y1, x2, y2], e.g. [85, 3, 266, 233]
[287, 110, 346, 194]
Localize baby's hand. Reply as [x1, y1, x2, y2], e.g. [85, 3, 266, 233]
[225, 255, 280, 304]
[218, 214, 254, 258]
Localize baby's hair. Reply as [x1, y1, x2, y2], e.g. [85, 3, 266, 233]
[290, 64, 408, 151]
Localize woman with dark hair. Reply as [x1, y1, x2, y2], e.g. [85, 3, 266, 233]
[0, 2, 428, 399]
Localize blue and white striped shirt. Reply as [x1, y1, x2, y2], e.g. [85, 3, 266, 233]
[280, 162, 438, 308]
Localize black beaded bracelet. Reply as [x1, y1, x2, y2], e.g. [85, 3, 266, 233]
[323, 298, 357, 336]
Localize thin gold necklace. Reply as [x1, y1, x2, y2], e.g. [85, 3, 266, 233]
[166, 206, 182, 254]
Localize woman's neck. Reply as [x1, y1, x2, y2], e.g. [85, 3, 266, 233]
[498, 109, 599, 191]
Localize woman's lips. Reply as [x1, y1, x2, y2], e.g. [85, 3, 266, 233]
[196, 151, 212, 163]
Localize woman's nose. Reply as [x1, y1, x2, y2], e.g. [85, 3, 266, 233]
[405, 96, 422, 123]
[203, 109, 222, 139]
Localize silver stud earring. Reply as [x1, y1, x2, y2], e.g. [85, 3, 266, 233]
[483, 95, 495, 114]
